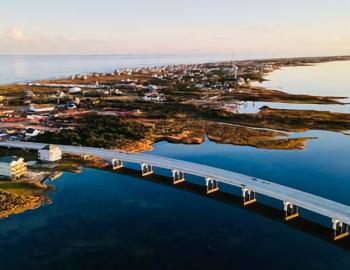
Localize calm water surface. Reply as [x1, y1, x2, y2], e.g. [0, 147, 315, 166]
[249, 61, 350, 113]
[0, 59, 350, 269]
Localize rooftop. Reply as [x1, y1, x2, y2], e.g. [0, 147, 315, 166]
[0, 156, 20, 164]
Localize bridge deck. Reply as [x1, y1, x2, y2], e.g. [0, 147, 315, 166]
[1, 141, 350, 225]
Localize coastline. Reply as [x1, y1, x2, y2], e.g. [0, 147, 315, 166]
[1, 55, 350, 153]
[0, 55, 350, 220]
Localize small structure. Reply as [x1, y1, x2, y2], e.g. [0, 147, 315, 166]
[38, 144, 62, 162]
[68, 87, 82, 94]
[0, 109, 14, 117]
[142, 93, 165, 102]
[236, 77, 246, 86]
[25, 90, 35, 98]
[67, 102, 78, 110]
[0, 156, 27, 180]
[113, 89, 123, 95]
[55, 90, 66, 99]
[25, 128, 41, 137]
[29, 103, 55, 113]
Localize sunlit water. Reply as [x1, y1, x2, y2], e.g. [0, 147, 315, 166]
[247, 61, 350, 113]
[0, 59, 350, 270]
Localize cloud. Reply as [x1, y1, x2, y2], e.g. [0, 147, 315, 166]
[4, 27, 26, 41]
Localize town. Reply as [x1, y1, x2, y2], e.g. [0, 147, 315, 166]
[1, 55, 350, 185]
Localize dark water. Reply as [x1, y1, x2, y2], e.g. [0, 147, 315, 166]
[1, 61, 350, 269]
[0, 131, 350, 270]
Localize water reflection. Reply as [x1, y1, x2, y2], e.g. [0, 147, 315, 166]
[249, 61, 350, 113]
[255, 61, 350, 101]
[103, 166, 350, 249]
[236, 101, 350, 114]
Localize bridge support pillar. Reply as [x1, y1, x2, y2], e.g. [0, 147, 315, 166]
[111, 159, 123, 170]
[141, 163, 153, 177]
[206, 178, 219, 194]
[332, 218, 349, 241]
[242, 188, 256, 206]
[172, 170, 185, 184]
[283, 201, 299, 221]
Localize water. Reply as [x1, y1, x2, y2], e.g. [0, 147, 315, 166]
[0, 54, 231, 85]
[237, 100, 350, 113]
[255, 61, 350, 100]
[1, 60, 350, 269]
[250, 60, 350, 113]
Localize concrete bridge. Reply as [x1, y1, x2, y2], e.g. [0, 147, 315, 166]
[0, 140, 349, 241]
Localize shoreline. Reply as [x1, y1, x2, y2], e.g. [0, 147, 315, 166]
[0, 55, 349, 153]
[1, 55, 350, 86]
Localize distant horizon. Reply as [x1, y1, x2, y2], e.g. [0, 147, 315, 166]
[1, 53, 350, 61]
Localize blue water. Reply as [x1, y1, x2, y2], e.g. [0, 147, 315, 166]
[250, 61, 350, 113]
[0, 54, 231, 84]
[1, 133, 350, 270]
[0, 59, 350, 269]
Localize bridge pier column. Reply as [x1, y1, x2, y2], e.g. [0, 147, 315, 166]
[141, 163, 153, 176]
[332, 218, 349, 241]
[111, 159, 123, 170]
[172, 170, 185, 184]
[242, 188, 256, 206]
[205, 178, 219, 194]
[283, 201, 299, 221]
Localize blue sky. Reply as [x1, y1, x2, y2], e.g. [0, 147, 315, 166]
[0, 0, 349, 57]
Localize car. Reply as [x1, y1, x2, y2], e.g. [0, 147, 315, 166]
[9, 135, 18, 141]
[67, 102, 78, 110]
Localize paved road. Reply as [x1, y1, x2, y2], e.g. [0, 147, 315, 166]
[1, 140, 349, 225]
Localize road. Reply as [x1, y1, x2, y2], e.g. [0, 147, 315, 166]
[1, 140, 350, 226]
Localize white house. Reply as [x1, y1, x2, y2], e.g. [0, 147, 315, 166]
[25, 90, 35, 98]
[142, 93, 164, 102]
[29, 103, 55, 113]
[25, 128, 41, 137]
[0, 156, 27, 179]
[68, 87, 82, 94]
[38, 144, 62, 162]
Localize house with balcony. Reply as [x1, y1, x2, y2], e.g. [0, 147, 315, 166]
[0, 156, 27, 180]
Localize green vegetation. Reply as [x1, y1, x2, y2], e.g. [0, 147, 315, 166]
[0, 149, 37, 161]
[33, 113, 150, 148]
[0, 182, 39, 192]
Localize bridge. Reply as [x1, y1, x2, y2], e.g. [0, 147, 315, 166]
[0, 140, 349, 240]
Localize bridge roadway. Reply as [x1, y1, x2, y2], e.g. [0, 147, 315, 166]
[1, 140, 350, 227]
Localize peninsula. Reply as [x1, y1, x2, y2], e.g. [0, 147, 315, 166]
[0, 55, 349, 153]
[0, 55, 350, 218]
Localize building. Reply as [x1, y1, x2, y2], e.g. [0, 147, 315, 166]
[142, 92, 165, 102]
[67, 102, 78, 110]
[0, 108, 14, 117]
[25, 128, 41, 137]
[29, 103, 55, 113]
[38, 144, 62, 162]
[0, 156, 27, 179]
[68, 87, 82, 94]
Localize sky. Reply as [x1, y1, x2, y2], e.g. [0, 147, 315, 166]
[0, 0, 349, 57]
